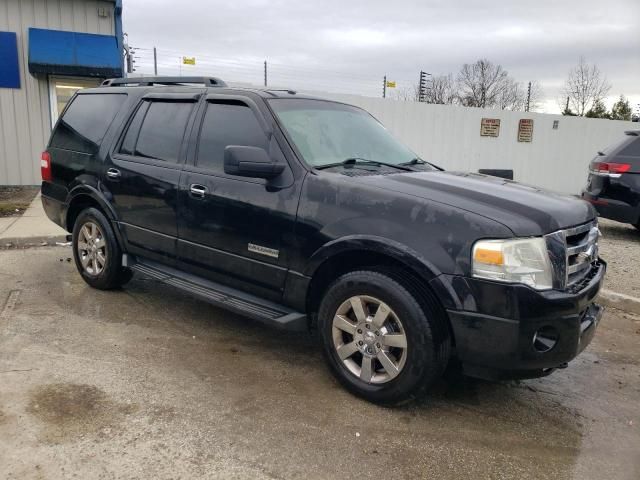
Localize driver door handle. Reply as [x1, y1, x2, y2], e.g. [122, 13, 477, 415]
[189, 184, 207, 198]
[106, 168, 121, 180]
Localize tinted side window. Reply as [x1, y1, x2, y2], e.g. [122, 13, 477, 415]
[120, 102, 149, 155]
[619, 137, 640, 157]
[134, 101, 194, 163]
[197, 102, 268, 171]
[51, 94, 126, 153]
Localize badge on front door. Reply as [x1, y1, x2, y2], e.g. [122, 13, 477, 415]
[248, 243, 279, 259]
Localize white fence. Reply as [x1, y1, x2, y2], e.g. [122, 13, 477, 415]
[316, 93, 634, 195]
[2, 76, 633, 191]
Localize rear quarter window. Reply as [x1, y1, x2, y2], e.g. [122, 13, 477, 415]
[600, 135, 640, 157]
[619, 136, 640, 157]
[50, 93, 127, 153]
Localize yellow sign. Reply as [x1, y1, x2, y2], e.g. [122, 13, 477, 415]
[182, 56, 196, 65]
[385, 80, 396, 88]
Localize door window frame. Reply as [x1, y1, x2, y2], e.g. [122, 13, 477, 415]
[186, 94, 281, 183]
[112, 95, 201, 169]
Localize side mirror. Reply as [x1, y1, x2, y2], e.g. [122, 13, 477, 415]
[224, 146, 285, 179]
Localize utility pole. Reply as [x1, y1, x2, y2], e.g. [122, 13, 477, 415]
[124, 45, 133, 75]
[264, 60, 267, 87]
[153, 47, 158, 75]
[383, 75, 386, 98]
[525, 81, 531, 112]
[418, 71, 430, 102]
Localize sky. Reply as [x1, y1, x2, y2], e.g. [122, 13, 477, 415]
[123, 0, 640, 114]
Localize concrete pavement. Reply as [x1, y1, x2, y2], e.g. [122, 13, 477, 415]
[0, 246, 639, 480]
[0, 193, 67, 247]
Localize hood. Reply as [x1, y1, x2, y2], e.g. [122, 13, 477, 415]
[351, 171, 595, 236]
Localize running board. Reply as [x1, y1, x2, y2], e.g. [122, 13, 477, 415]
[130, 259, 307, 331]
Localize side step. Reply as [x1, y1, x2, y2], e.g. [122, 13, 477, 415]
[130, 259, 307, 331]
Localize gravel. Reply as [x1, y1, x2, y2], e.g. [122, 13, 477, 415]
[598, 218, 640, 297]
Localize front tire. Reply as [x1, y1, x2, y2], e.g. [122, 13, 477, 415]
[318, 270, 450, 406]
[72, 207, 131, 290]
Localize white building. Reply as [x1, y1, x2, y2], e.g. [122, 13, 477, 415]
[0, 0, 123, 185]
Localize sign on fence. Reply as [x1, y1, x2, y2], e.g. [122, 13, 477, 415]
[518, 119, 534, 142]
[480, 118, 500, 137]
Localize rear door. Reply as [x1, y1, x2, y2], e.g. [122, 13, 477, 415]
[177, 96, 298, 301]
[104, 91, 201, 264]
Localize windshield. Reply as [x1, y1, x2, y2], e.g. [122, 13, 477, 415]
[269, 99, 427, 169]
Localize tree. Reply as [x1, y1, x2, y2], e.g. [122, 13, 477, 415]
[611, 95, 633, 121]
[457, 59, 509, 108]
[496, 78, 526, 111]
[563, 56, 611, 116]
[456, 59, 532, 110]
[585, 99, 611, 119]
[424, 74, 458, 104]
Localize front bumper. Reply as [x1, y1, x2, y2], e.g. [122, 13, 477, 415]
[431, 260, 606, 380]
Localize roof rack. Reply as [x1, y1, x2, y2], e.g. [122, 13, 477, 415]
[265, 88, 297, 95]
[102, 76, 227, 87]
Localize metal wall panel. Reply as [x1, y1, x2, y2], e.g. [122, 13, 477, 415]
[320, 93, 634, 194]
[0, 0, 115, 185]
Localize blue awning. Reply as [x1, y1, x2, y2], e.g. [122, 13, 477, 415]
[28, 28, 122, 78]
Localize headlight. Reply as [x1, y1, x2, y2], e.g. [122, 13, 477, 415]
[472, 237, 553, 290]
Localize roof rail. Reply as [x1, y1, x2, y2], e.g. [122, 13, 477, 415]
[101, 76, 227, 87]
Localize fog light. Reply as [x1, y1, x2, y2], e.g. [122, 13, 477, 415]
[533, 326, 558, 353]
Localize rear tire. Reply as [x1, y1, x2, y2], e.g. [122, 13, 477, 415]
[72, 207, 132, 290]
[318, 270, 450, 406]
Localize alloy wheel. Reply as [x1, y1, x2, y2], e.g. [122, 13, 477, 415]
[331, 295, 408, 384]
[77, 221, 107, 276]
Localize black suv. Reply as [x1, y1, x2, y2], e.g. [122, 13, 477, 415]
[582, 130, 640, 228]
[41, 77, 605, 405]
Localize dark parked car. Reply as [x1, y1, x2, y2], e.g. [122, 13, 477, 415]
[41, 77, 605, 405]
[582, 131, 640, 229]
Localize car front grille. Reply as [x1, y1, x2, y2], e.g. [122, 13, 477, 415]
[545, 220, 599, 290]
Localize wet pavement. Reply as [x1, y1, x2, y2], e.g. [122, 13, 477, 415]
[0, 247, 639, 479]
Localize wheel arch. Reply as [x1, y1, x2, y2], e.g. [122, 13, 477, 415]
[304, 236, 454, 343]
[65, 185, 125, 250]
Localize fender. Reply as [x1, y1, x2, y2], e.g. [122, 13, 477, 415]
[304, 234, 442, 282]
[65, 181, 127, 251]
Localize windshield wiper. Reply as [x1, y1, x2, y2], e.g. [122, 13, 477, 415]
[399, 158, 443, 170]
[316, 157, 412, 171]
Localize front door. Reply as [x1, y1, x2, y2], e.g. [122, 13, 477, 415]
[177, 97, 298, 301]
[105, 93, 200, 264]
